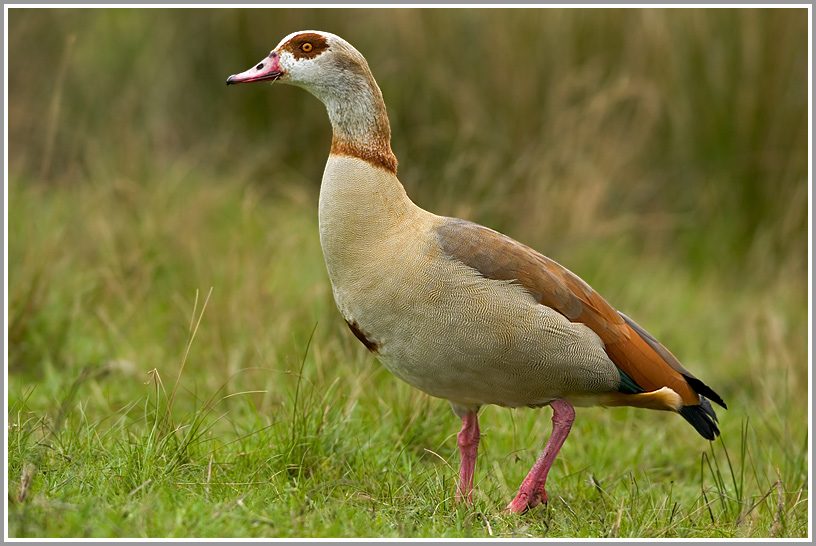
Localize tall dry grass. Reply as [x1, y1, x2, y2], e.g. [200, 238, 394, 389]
[9, 8, 807, 274]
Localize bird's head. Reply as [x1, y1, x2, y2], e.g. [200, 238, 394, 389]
[226, 30, 373, 101]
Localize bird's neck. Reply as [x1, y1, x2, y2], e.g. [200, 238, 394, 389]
[313, 67, 418, 272]
[312, 73, 398, 174]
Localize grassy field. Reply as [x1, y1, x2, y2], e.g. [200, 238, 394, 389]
[7, 7, 809, 538]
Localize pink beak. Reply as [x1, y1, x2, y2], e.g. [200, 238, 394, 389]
[226, 51, 283, 85]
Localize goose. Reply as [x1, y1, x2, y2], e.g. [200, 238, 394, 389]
[227, 30, 726, 513]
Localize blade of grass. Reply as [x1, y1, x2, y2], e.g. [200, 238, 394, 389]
[167, 287, 214, 421]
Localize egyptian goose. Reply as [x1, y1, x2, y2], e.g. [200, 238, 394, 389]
[227, 30, 726, 513]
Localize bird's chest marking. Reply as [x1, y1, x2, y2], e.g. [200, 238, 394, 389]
[345, 318, 382, 354]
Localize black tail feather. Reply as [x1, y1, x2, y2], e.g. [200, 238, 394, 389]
[679, 397, 720, 440]
[681, 373, 727, 410]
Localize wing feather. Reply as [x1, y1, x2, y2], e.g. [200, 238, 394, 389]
[435, 217, 724, 411]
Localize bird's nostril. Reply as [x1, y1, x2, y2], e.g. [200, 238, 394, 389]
[255, 63, 264, 70]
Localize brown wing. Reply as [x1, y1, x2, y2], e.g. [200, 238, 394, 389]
[435, 218, 724, 409]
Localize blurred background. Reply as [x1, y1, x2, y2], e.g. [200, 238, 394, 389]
[8, 7, 808, 427]
[9, 8, 808, 265]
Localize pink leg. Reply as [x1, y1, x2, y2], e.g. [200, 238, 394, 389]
[505, 399, 575, 513]
[455, 410, 480, 503]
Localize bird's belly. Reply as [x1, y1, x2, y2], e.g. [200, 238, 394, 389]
[329, 243, 621, 409]
[375, 299, 619, 408]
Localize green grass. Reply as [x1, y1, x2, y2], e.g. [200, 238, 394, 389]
[7, 170, 808, 538]
[7, 7, 809, 539]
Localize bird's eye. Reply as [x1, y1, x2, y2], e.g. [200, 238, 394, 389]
[301, 42, 313, 53]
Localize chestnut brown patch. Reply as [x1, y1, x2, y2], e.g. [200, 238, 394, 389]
[282, 32, 330, 60]
[344, 318, 381, 354]
[331, 137, 398, 174]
